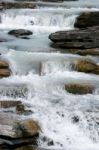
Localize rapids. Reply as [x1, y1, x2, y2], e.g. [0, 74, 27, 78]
[0, 0, 99, 149]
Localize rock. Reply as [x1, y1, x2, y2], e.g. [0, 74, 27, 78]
[0, 100, 21, 108]
[72, 116, 79, 123]
[74, 59, 99, 74]
[15, 146, 37, 150]
[41, 136, 54, 146]
[0, 38, 8, 42]
[0, 113, 41, 138]
[0, 100, 32, 115]
[72, 48, 99, 56]
[0, 60, 9, 68]
[0, 2, 36, 9]
[74, 12, 99, 28]
[8, 29, 33, 38]
[0, 68, 11, 77]
[49, 26, 99, 49]
[65, 84, 94, 94]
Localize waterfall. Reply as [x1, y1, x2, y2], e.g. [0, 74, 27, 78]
[0, 0, 99, 149]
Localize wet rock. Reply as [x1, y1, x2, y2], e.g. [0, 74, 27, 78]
[0, 2, 36, 9]
[8, 29, 33, 38]
[65, 84, 94, 94]
[0, 135, 39, 149]
[0, 38, 8, 42]
[49, 26, 99, 49]
[71, 48, 99, 56]
[15, 146, 37, 150]
[0, 68, 11, 78]
[74, 12, 99, 28]
[0, 60, 9, 69]
[44, 0, 77, 1]
[0, 100, 32, 115]
[0, 113, 41, 138]
[0, 100, 21, 109]
[74, 59, 99, 75]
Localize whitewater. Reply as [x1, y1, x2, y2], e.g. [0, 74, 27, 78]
[1, 0, 99, 149]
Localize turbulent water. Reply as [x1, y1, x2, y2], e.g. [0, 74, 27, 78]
[1, 0, 99, 149]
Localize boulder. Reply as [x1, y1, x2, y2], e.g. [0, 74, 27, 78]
[0, 60, 11, 78]
[65, 84, 94, 94]
[0, 60, 9, 68]
[74, 12, 99, 28]
[0, 100, 21, 108]
[0, 113, 41, 138]
[49, 26, 99, 49]
[74, 59, 99, 74]
[8, 29, 33, 38]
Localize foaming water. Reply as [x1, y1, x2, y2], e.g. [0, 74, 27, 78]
[0, 1, 99, 149]
[0, 72, 99, 149]
[0, 7, 99, 34]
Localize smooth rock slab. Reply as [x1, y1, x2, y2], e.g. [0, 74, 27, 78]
[0, 60, 9, 69]
[0, 100, 32, 115]
[49, 26, 99, 49]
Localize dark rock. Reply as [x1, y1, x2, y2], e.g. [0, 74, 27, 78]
[0, 38, 8, 42]
[72, 116, 79, 123]
[0, 100, 32, 115]
[8, 29, 33, 38]
[49, 26, 99, 49]
[74, 12, 99, 28]
[0, 2, 36, 9]
[65, 84, 94, 94]
[70, 48, 99, 56]
[0, 60, 11, 78]
[0, 100, 21, 108]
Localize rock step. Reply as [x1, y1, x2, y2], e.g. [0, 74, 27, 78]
[65, 83, 94, 95]
[74, 11, 99, 28]
[49, 26, 99, 49]
[0, 60, 11, 78]
[0, 2, 36, 9]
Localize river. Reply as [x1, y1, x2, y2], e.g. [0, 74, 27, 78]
[0, 0, 99, 149]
